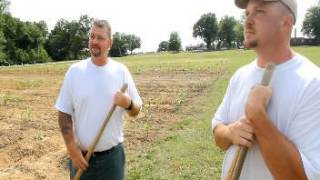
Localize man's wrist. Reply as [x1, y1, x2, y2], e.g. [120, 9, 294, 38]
[246, 103, 265, 121]
[66, 141, 78, 151]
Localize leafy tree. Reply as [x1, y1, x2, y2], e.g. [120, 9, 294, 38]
[70, 15, 92, 59]
[0, 14, 49, 65]
[0, 4, 7, 64]
[0, 0, 9, 14]
[109, 32, 128, 57]
[302, 6, 320, 40]
[0, 1, 49, 65]
[157, 41, 169, 52]
[14, 48, 29, 64]
[45, 19, 69, 60]
[109, 33, 141, 57]
[124, 34, 141, 54]
[46, 15, 93, 61]
[193, 13, 218, 49]
[168, 32, 181, 52]
[234, 20, 244, 48]
[218, 16, 237, 49]
[0, 31, 6, 65]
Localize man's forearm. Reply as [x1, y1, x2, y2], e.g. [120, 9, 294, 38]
[253, 113, 307, 180]
[58, 111, 77, 148]
[213, 123, 232, 150]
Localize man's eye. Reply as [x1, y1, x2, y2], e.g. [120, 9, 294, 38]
[256, 9, 265, 13]
[97, 37, 106, 41]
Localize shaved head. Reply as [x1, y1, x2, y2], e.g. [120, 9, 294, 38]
[278, 2, 295, 26]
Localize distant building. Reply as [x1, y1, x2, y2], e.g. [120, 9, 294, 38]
[291, 37, 320, 46]
[185, 43, 207, 52]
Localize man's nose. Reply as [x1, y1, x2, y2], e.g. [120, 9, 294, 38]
[90, 37, 98, 44]
[245, 15, 254, 29]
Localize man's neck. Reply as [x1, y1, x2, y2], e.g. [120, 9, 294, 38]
[255, 45, 294, 68]
[91, 56, 109, 66]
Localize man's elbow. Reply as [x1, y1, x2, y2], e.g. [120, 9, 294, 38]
[127, 104, 141, 117]
[127, 110, 139, 117]
[213, 124, 231, 151]
[214, 135, 230, 151]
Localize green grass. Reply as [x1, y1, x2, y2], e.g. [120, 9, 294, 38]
[16, 80, 45, 90]
[33, 131, 47, 141]
[294, 46, 320, 65]
[124, 46, 320, 180]
[0, 46, 319, 179]
[0, 46, 318, 74]
[124, 51, 247, 180]
[117, 50, 253, 74]
[0, 93, 22, 106]
[126, 80, 228, 180]
[0, 61, 76, 74]
[20, 107, 33, 121]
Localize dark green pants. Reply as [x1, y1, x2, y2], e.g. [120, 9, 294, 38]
[69, 143, 125, 180]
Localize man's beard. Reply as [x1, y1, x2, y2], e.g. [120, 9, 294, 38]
[244, 39, 258, 49]
[91, 51, 101, 57]
[244, 27, 258, 49]
[90, 47, 102, 57]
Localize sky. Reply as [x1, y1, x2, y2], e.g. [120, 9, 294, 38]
[9, 0, 319, 52]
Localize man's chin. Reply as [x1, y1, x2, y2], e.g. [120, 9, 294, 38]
[244, 40, 258, 49]
[90, 51, 101, 57]
[92, 54, 102, 57]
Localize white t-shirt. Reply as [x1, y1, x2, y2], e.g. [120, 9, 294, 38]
[212, 54, 320, 180]
[55, 58, 142, 152]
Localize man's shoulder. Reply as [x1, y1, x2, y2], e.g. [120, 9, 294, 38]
[231, 60, 256, 80]
[236, 61, 255, 74]
[295, 54, 320, 81]
[68, 58, 89, 71]
[62, 59, 89, 79]
[109, 58, 129, 71]
[71, 58, 89, 68]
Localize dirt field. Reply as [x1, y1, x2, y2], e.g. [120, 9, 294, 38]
[1, 47, 319, 180]
[0, 63, 224, 179]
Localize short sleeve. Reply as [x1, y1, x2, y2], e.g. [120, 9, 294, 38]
[212, 75, 235, 130]
[123, 66, 143, 108]
[55, 66, 74, 115]
[287, 80, 320, 180]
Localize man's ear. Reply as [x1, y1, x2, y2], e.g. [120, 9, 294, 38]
[283, 14, 294, 28]
[109, 39, 113, 49]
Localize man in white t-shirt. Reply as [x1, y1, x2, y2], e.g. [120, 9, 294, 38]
[55, 19, 142, 180]
[212, 0, 320, 179]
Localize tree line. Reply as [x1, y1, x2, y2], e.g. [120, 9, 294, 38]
[0, 0, 141, 65]
[159, 6, 320, 52]
[0, 0, 319, 65]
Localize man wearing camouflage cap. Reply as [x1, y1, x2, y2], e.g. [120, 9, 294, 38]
[212, 0, 320, 179]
